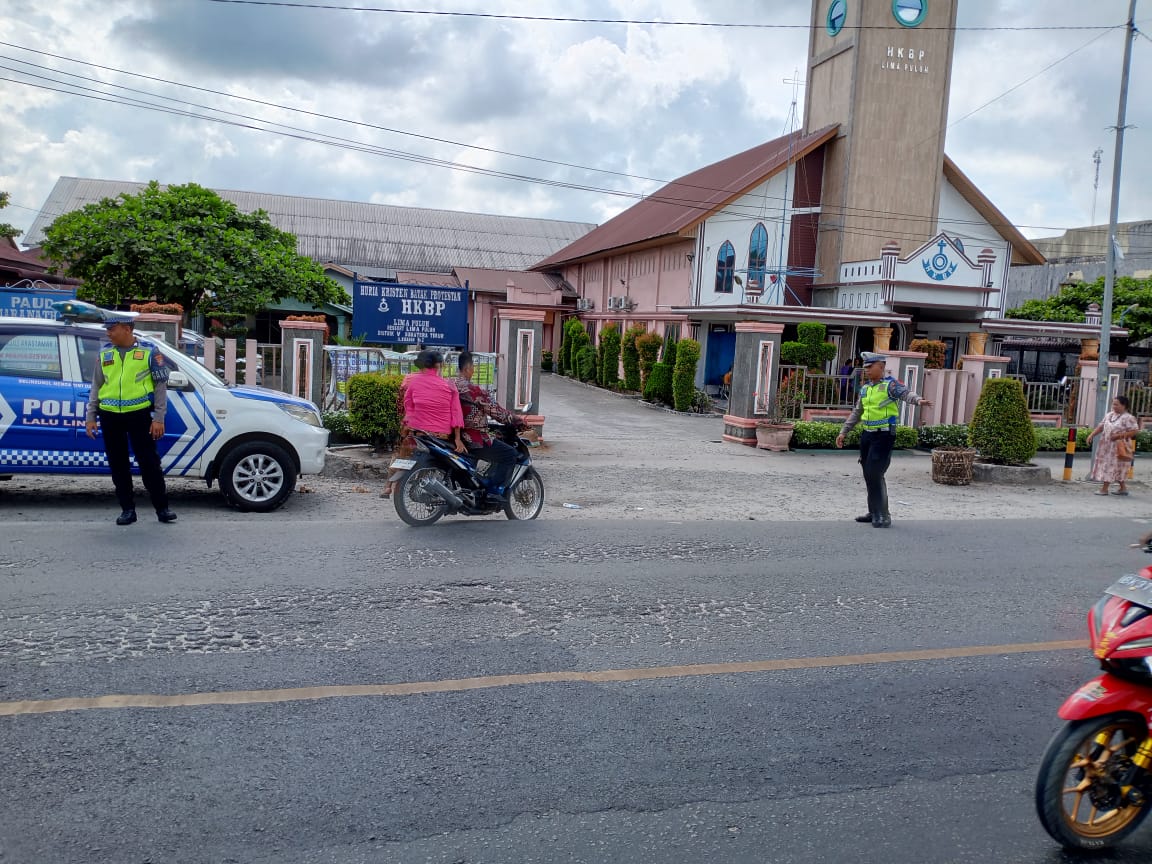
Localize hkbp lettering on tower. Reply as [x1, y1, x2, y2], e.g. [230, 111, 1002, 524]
[352, 281, 468, 347]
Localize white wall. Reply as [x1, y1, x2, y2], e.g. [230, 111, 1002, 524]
[695, 171, 796, 306]
[937, 179, 1011, 314]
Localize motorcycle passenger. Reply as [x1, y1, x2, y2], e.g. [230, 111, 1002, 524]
[454, 351, 521, 501]
[401, 349, 467, 455]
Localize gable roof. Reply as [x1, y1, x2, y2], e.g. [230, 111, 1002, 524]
[942, 157, 1045, 265]
[25, 177, 597, 273]
[532, 125, 840, 270]
[453, 267, 570, 296]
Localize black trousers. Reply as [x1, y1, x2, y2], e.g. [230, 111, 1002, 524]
[98, 408, 169, 512]
[858, 429, 895, 518]
[468, 439, 518, 490]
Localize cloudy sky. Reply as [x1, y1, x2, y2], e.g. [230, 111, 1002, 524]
[1, 0, 1149, 245]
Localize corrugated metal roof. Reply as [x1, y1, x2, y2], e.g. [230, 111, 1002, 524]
[531, 126, 839, 271]
[24, 178, 597, 273]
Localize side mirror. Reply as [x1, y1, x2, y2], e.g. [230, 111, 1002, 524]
[167, 371, 192, 390]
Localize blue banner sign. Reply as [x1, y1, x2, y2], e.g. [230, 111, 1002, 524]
[0, 287, 77, 320]
[352, 281, 468, 347]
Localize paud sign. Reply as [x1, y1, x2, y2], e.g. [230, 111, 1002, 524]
[352, 281, 467, 347]
[0, 287, 76, 320]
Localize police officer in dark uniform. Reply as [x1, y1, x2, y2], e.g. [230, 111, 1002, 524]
[835, 352, 932, 528]
[84, 313, 177, 526]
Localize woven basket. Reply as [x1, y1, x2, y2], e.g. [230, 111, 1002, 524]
[931, 446, 978, 486]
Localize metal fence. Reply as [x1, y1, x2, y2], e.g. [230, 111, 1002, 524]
[321, 347, 497, 412]
[776, 366, 857, 418]
[1009, 373, 1081, 423]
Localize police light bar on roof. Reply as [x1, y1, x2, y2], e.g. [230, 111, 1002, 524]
[51, 299, 114, 323]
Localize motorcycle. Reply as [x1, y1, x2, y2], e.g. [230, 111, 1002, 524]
[389, 423, 544, 527]
[1035, 564, 1152, 849]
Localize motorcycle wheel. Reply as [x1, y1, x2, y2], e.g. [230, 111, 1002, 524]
[394, 466, 451, 527]
[1035, 713, 1152, 849]
[504, 468, 544, 521]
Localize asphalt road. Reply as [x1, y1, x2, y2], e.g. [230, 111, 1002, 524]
[2, 512, 1152, 863]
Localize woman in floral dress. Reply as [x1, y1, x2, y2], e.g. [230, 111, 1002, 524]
[1087, 395, 1139, 495]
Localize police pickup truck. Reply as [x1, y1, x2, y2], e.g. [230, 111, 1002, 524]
[0, 303, 329, 511]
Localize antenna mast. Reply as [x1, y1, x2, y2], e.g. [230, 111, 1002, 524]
[1091, 147, 1104, 226]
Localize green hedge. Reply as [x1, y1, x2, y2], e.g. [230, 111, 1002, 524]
[576, 345, 597, 382]
[792, 421, 917, 450]
[322, 410, 355, 438]
[672, 338, 701, 412]
[970, 378, 1037, 465]
[599, 323, 621, 388]
[918, 424, 971, 449]
[644, 362, 672, 404]
[347, 372, 404, 447]
[637, 332, 662, 389]
[622, 325, 644, 391]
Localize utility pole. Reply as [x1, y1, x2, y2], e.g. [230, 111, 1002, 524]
[1094, 0, 1138, 429]
[1091, 147, 1104, 226]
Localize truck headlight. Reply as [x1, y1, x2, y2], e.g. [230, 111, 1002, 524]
[277, 402, 323, 427]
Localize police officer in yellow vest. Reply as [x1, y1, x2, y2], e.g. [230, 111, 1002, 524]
[84, 313, 177, 526]
[835, 352, 932, 528]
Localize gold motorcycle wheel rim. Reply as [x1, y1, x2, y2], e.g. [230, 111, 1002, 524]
[1061, 722, 1145, 838]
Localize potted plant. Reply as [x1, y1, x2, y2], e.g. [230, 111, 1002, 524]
[756, 370, 805, 451]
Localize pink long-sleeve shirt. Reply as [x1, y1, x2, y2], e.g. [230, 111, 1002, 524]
[402, 369, 463, 435]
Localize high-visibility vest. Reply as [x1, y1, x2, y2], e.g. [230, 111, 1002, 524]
[97, 345, 155, 413]
[860, 378, 899, 431]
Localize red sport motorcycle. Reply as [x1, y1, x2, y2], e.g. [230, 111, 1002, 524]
[1035, 565, 1152, 849]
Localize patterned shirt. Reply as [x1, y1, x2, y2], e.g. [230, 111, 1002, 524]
[454, 376, 515, 445]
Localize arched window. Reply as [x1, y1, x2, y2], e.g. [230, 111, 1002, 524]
[747, 223, 768, 290]
[715, 241, 735, 294]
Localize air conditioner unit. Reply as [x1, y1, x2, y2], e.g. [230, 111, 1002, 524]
[620, 296, 636, 311]
[576, 298, 594, 311]
[606, 296, 622, 310]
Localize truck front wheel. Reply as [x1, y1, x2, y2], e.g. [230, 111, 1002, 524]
[218, 441, 297, 512]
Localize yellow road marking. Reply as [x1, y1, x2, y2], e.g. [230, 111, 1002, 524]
[0, 640, 1087, 717]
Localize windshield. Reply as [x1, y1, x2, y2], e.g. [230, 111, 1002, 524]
[138, 334, 230, 390]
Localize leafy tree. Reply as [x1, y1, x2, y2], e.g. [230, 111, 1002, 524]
[1006, 275, 1152, 344]
[599, 323, 621, 388]
[621, 325, 644, 391]
[781, 322, 837, 370]
[0, 191, 21, 239]
[40, 181, 348, 314]
[637, 332, 662, 388]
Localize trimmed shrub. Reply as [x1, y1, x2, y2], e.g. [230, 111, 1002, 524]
[644, 362, 672, 404]
[691, 388, 714, 414]
[969, 378, 1037, 464]
[599, 323, 621, 388]
[622, 325, 644, 391]
[541, 350, 553, 372]
[347, 372, 404, 447]
[637, 332, 662, 388]
[568, 324, 591, 377]
[793, 421, 917, 450]
[576, 345, 597, 382]
[663, 337, 679, 368]
[672, 338, 701, 412]
[918, 424, 970, 449]
[322, 410, 355, 438]
[781, 322, 837, 370]
[910, 338, 947, 369]
[1035, 426, 1089, 451]
[130, 301, 185, 315]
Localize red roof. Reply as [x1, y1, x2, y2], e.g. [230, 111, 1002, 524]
[0, 238, 48, 272]
[532, 125, 839, 270]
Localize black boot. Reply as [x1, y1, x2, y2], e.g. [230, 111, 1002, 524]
[116, 509, 137, 526]
[855, 514, 873, 523]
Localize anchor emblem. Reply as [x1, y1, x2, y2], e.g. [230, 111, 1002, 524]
[922, 240, 958, 281]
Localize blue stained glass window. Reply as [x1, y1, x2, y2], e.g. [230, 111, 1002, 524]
[826, 0, 847, 36]
[715, 241, 736, 294]
[892, 0, 926, 28]
[747, 224, 768, 289]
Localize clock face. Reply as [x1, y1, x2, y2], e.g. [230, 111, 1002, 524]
[893, 0, 927, 28]
[826, 0, 847, 36]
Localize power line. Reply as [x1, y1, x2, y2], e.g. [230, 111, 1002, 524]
[200, 0, 1123, 31]
[0, 42, 1106, 238]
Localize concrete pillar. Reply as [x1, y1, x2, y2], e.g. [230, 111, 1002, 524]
[965, 331, 988, 356]
[885, 350, 928, 427]
[1077, 361, 1128, 426]
[723, 322, 785, 446]
[497, 309, 546, 432]
[280, 319, 326, 406]
[872, 326, 893, 353]
[959, 354, 1012, 422]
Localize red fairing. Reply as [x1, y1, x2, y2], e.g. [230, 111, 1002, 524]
[1059, 673, 1152, 722]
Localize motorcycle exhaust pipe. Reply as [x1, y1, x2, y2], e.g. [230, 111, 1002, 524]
[422, 478, 463, 510]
